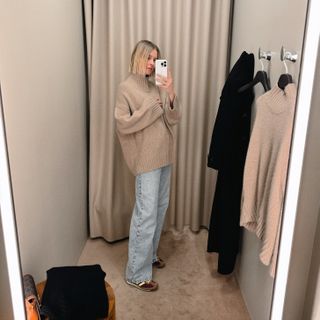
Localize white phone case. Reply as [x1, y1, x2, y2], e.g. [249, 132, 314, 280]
[155, 59, 168, 85]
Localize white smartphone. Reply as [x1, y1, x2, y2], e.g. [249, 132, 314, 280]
[155, 59, 168, 86]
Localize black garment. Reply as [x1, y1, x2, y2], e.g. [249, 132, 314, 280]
[41, 265, 108, 320]
[207, 52, 255, 274]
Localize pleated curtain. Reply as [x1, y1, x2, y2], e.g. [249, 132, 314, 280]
[84, 0, 232, 241]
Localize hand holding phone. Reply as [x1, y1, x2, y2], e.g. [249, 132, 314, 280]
[155, 59, 168, 86]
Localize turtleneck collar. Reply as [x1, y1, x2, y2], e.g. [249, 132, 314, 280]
[129, 73, 153, 90]
[260, 83, 297, 114]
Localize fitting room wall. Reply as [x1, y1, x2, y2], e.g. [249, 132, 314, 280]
[230, 0, 308, 319]
[0, 0, 88, 286]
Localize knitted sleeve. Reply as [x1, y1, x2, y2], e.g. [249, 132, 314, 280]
[163, 95, 182, 126]
[115, 89, 164, 135]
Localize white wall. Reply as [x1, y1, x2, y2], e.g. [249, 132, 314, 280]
[230, 0, 308, 319]
[0, 0, 88, 286]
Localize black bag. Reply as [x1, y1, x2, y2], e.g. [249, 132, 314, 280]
[41, 264, 108, 320]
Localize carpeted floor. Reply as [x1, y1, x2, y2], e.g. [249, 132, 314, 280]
[78, 228, 251, 320]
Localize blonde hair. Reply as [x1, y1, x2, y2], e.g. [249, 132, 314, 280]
[129, 40, 161, 75]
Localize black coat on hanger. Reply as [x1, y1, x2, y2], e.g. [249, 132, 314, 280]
[207, 51, 255, 274]
[238, 70, 271, 93]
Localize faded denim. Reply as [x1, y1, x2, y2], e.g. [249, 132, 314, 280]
[126, 165, 171, 283]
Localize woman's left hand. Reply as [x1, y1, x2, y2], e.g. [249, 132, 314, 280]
[156, 69, 176, 103]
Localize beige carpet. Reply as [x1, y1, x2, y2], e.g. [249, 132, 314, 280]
[78, 228, 251, 320]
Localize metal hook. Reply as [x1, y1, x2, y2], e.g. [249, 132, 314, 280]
[258, 48, 272, 71]
[280, 46, 298, 73]
[259, 48, 272, 61]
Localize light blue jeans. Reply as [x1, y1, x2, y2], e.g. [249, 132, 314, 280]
[126, 165, 171, 283]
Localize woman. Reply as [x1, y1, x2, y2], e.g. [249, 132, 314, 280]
[115, 40, 181, 291]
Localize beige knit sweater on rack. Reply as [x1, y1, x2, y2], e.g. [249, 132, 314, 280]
[115, 74, 181, 175]
[240, 83, 297, 277]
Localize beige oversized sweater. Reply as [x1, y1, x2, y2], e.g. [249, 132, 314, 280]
[115, 74, 181, 175]
[240, 83, 296, 277]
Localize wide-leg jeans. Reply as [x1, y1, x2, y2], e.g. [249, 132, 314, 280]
[126, 165, 171, 283]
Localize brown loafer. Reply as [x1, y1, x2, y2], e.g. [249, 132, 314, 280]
[152, 257, 166, 269]
[126, 280, 158, 292]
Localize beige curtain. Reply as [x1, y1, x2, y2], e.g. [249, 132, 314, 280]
[84, 0, 232, 241]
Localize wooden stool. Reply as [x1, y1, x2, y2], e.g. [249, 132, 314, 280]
[36, 280, 115, 320]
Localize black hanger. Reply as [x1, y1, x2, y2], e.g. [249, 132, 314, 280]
[277, 73, 293, 90]
[238, 70, 271, 93]
[278, 47, 296, 90]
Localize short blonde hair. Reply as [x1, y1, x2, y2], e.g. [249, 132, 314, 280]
[129, 40, 161, 75]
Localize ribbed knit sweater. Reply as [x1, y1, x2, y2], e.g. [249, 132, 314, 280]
[115, 74, 181, 175]
[240, 83, 296, 277]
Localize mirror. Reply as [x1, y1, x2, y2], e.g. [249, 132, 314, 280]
[0, 0, 318, 319]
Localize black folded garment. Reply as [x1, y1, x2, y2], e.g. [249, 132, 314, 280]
[41, 264, 108, 320]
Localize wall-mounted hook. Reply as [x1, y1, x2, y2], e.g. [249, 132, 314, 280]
[258, 48, 272, 71]
[280, 46, 298, 74]
[280, 46, 298, 63]
[258, 47, 272, 61]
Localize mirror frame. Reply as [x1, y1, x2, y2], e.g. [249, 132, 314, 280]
[0, 84, 26, 319]
[0, 0, 319, 318]
[270, 0, 320, 318]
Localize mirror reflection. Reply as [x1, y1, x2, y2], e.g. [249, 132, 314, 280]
[0, 0, 313, 319]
